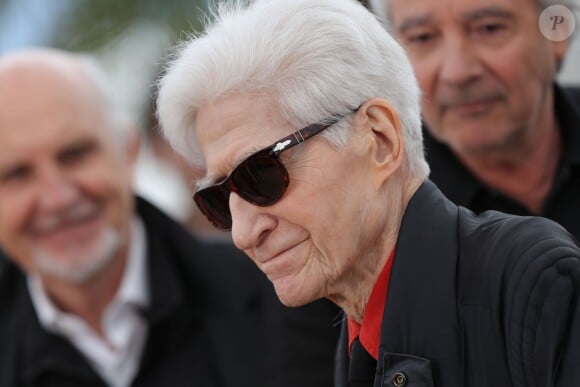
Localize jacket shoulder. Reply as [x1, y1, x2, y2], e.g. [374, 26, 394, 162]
[457, 209, 579, 304]
[458, 208, 577, 274]
[457, 208, 580, 385]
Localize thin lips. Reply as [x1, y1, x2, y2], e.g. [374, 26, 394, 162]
[257, 249, 286, 265]
[257, 240, 304, 265]
[440, 93, 502, 110]
[444, 98, 495, 110]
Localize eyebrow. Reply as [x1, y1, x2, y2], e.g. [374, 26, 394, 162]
[397, 13, 432, 34]
[397, 6, 514, 34]
[462, 6, 514, 22]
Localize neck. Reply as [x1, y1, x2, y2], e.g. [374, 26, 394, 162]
[456, 95, 561, 214]
[328, 176, 421, 323]
[40, 250, 128, 336]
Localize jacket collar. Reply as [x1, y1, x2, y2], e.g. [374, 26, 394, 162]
[379, 180, 462, 383]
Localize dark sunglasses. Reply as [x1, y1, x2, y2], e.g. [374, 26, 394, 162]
[193, 113, 350, 230]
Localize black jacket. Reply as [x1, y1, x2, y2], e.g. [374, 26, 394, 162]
[0, 197, 266, 387]
[335, 180, 580, 386]
[266, 85, 580, 387]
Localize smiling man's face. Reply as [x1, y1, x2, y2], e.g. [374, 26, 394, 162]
[0, 57, 136, 284]
[195, 92, 382, 307]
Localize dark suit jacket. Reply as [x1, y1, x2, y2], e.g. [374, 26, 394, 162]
[336, 180, 580, 386]
[0, 197, 266, 387]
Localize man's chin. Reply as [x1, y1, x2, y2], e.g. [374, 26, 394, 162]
[32, 227, 121, 284]
[36, 257, 108, 284]
[273, 280, 318, 308]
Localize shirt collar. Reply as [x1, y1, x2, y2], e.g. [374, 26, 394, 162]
[28, 216, 150, 331]
[116, 216, 149, 309]
[347, 248, 396, 360]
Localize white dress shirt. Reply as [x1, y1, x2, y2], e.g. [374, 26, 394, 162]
[28, 217, 150, 387]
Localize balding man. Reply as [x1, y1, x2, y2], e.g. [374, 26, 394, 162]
[0, 49, 265, 387]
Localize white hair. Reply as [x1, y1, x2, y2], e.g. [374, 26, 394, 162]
[369, 0, 579, 33]
[157, 0, 429, 180]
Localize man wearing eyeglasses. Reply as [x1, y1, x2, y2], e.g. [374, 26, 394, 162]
[157, 0, 580, 386]
[0, 49, 266, 387]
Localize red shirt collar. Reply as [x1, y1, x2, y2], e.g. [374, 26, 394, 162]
[347, 248, 395, 360]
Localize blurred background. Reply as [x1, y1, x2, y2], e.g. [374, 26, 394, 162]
[1, 0, 579, 234]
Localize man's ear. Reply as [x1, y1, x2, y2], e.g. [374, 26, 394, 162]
[359, 98, 404, 189]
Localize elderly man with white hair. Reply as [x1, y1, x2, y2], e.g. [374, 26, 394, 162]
[0, 48, 265, 387]
[158, 0, 580, 386]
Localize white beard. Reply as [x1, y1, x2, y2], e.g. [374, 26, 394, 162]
[32, 225, 122, 284]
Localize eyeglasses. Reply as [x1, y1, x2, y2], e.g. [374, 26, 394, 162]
[193, 113, 349, 230]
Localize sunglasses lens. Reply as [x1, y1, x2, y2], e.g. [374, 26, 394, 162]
[192, 152, 289, 231]
[232, 153, 289, 205]
[194, 186, 232, 230]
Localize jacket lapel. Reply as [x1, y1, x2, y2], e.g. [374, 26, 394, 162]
[18, 287, 106, 387]
[376, 180, 462, 386]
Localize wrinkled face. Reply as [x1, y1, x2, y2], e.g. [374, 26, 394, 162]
[195, 93, 378, 307]
[0, 66, 136, 284]
[390, 0, 564, 155]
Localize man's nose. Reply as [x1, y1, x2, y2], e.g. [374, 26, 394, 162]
[36, 167, 79, 212]
[229, 192, 276, 251]
[439, 36, 484, 85]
